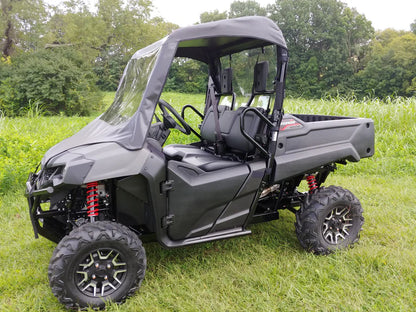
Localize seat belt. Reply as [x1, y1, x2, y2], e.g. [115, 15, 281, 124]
[207, 81, 225, 155]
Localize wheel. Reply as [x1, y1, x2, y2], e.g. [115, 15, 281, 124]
[295, 186, 364, 255]
[158, 99, 191, 135]
[48, 221, 146, 309]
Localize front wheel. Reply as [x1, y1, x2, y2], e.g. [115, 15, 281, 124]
[295, 186, 364, 255]
[48, 221, 146, 309]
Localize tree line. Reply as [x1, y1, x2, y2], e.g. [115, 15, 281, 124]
[0, 0, 415, 116]
[199, 0, 416, 99]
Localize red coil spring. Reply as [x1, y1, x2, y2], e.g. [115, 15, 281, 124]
[306, 175, 318, 193]
[86, 181, 99, 218]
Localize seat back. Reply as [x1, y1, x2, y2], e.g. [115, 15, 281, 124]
[200, 105, 265, 155]
[220, 107, 265, 154]
[200, 67, 234, 143]
[200, 64, 269, 156]
[200, 105, 229, 143]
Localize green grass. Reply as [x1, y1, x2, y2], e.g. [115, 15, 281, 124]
[0, 95, 415, 311]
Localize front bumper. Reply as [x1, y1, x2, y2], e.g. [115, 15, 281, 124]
[25, 172, 64, 243]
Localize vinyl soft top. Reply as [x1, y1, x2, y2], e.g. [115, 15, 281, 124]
[43, 17, 287, 162]
[169, 16, 287, 62]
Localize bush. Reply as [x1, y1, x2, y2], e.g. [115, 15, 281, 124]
[0, 48, 103, 116]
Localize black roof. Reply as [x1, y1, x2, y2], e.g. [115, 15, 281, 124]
[168, 16, 287, 62]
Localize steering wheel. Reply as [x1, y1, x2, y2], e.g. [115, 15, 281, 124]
[158, 99, 191, 135]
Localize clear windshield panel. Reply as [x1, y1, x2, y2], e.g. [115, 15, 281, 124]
[220, 45, 277, 109]
[100, 38, 166, 125]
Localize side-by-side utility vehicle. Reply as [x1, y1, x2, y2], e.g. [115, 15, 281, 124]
[26, 16, 374, 309]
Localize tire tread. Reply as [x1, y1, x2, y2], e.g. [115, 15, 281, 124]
[295, 186, 364, 255]
[48, 221, 146, 309]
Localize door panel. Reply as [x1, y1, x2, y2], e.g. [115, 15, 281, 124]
[167, 161, 250, 240]
[209, 160, 266, 232]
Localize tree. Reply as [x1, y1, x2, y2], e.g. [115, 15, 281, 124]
[0, 0, 47, 57]
[268, 0, 374, 97]
[199, 1, 266, 23]
[44, 0, 154, 58]
[228, 0, 266, 18]
[197, 0, 374, 98]
[43, 0, 177, 91]
[411, 19, 416, 35]
[200, 10, 228, 23]
[353, 29, 416, 98]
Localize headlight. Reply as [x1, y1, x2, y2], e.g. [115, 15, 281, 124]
[38, 166, 64, 188]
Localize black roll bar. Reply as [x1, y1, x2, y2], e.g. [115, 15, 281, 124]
[181, 104, 204, 139]
[240, 107, 274, 158]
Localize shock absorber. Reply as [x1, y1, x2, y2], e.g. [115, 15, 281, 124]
[86, 181, 99, 221]
[306, 175, 318, 193]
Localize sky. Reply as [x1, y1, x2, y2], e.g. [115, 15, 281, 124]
[46, 0, 416, 31]
[151, 0, 416, 31]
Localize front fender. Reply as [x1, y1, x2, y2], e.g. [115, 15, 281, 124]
[46, 142, 152, 185]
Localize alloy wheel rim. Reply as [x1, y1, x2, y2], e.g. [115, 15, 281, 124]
[322, 206, 353, 245]
[75, 248, 127, 297]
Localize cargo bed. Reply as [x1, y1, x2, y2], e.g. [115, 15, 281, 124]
[273, 114, 374, 182]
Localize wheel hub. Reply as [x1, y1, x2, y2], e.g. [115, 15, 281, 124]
[85, 261, 113, 282]
[76, 249, 127, 297]
[322, 206, 353, 245]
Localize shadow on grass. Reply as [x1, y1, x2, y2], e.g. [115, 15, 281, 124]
[143, 209, 303, 277]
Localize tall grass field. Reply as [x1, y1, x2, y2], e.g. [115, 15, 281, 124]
[0, 94, 415, 311]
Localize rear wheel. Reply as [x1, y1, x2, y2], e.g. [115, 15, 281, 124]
[295, 186, 364, 255]
[48, 221, 146, 309]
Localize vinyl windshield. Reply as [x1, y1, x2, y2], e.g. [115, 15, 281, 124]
[100, 38, 165, 125]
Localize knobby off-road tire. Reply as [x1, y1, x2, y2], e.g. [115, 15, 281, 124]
[295, 186, 364, 255]
[48, 221, 146, 310]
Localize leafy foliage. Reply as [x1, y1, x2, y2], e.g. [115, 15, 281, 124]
[1, 0, 415, 115]
[0, 0, 178, 115]
[0, 0, 48, 57]
[164, 58, 208, 94]
[268, 0, 374, 98]
[0, 48, 103, 116]
[45, 0, 178, 92]
[94, 47, 129, 91]
[197, 0, 396, 99]
[229, 0, 267, 17]
[198, 0, 416, 100]
[411, 19, 416, 34]
[353, 29, 416, 98]
[199, 0, 267, 23]
[200, 10, 228, 23]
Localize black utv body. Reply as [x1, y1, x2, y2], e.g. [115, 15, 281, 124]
[25, 17, 374, 309]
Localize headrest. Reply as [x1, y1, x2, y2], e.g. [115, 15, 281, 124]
[220, 67, 233, 94]
[253, 61, 269, 93]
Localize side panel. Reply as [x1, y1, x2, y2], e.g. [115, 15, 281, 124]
[115, 175, 151, 230]
[167, 161, 250, 240]
[114, 139, 167, 234]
